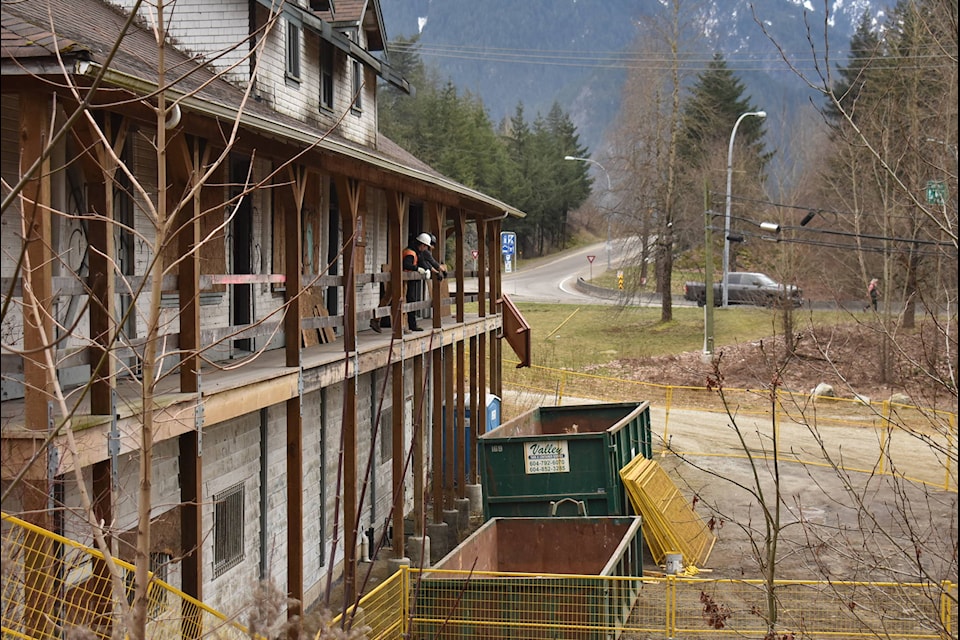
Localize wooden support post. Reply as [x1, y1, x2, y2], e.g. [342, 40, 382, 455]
[19, 92, 55, 639]
[285, 164, 306, 368]
[454, 212, 466, 322]
[178, 431, 203, 636]
[82, 116, 126, 414]
[455, 342, 466, 498]
[387, 191, 406, 338]
[286, 397, 303, 620]
[431, 347, 443, 522]
[334, 175, 360, 603]
[490, 219, 503, 396]
[468, 336, 478, 484]
[412, 355, 425, 538]
[443, 344, 455, 509]
[284, 165, 307, 622]
[391, 358, 404, 555]
[175, 136, 208, 393]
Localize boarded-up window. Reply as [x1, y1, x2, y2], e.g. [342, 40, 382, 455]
[213, 482, 245, 577]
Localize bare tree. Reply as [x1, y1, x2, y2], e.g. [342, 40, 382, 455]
[0, 1, 337, 636]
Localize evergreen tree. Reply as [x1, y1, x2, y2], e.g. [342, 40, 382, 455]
[380, 45, 591, 257]
[825, 10, 882, 126]
[677, 54, 769, 172]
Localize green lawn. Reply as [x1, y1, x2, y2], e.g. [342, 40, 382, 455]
[503, 302, 848, 371]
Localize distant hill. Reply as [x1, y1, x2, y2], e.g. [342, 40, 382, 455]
[378, 0, 882, 157]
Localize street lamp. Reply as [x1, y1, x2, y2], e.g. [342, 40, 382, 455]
[704, 214, 780, 359]
[564, 155, 612, 270]
[722, 110, 766, 307]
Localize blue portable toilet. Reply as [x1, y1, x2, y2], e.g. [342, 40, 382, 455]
[445, 394, 501, 485]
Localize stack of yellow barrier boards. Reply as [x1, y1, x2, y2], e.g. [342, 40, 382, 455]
[619, 455, 716, 571]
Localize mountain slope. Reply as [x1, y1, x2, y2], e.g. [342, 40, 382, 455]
[379, 0, 881, 155]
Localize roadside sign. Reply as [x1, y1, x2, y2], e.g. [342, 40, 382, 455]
[471, 249, 479, 259]
[501, 231, 516, 255]
[926, 180, 947, 205]
[587, 255, 595, 264]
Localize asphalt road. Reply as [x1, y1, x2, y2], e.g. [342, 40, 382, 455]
[492, 238, 694, 307]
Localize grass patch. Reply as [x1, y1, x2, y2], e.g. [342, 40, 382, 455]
[504, 302, 848, 371]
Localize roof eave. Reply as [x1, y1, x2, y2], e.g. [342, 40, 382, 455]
[74, 60, 523, 220]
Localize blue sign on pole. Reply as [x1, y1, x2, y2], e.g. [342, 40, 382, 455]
[501, 231, 516, 255]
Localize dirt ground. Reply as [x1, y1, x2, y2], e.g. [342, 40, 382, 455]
[307, 318, 957, 634]
[606, 316, 955, 408]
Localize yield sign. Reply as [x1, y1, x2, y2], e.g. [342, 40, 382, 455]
[587, 255, 596, 264]
[471, 250, 479, 259]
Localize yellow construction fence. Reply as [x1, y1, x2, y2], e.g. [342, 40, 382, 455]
[330, 566, 956, 639]
[1, 512, 252, 640]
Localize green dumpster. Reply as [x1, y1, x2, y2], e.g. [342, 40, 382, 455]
[478, 402, 653, 519]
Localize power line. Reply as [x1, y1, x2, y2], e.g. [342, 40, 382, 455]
[723, 193, 957, 227]
[386, 41, 954, 75]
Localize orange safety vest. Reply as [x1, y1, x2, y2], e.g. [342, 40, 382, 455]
[402, 247, 418, 268]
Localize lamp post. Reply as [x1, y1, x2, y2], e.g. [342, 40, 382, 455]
[722, 110, 766, 307]
[565, 155, 612, 270]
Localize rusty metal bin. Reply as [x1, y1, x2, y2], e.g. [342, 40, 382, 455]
[478, 401, 653, 519]
[412, 516, 644, 639]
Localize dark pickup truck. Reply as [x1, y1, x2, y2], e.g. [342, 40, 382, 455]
[683, 272, 803, 307]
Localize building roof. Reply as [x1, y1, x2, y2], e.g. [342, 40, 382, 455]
[316, 0, 387, 52]
[1, 0, 523, 220]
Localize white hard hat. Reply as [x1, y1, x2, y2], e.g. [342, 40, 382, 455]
[416, 232, 433, 247]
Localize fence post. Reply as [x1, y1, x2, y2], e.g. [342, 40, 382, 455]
[660, 387, 674, 456]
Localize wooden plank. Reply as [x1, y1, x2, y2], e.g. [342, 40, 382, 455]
[301, 288, 321, 347]
[314, 305, 336, 344]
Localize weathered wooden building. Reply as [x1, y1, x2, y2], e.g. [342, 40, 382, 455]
[0, 0, 529, 623]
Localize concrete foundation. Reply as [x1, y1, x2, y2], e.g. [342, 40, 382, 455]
[442, 509, 460, 542]
[427, 521, 451, 562]
[387, 556, 411, 576]
[454, 498, 471, 536]
[406, 536, 431, 569]
[466, 484, 483, 516]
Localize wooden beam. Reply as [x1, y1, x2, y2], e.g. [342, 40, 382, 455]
[20, 93, 54, 433]
[176, 136, 210, 393]
[333, 174, 360, 604]
[455, 341, 466, 498]
[286, 397, 304, 620]
[391, 358, 404, 556]
[431, 347, 443, 522]
[468, 336, 478, 484]
[285, 164, 306, 368]
[386, 190, 407, 338]
[412, 354, 425, 538]
[490, 218, 503, 397]
[455, 212, 466, 322]
[81, 115, 126, 414]
[178, 431, 203, 622]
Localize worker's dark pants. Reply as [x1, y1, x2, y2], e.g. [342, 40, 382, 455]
[406, 279, 423, 328]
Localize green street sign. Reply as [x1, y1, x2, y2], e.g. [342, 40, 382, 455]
[925, 180, 947, 205]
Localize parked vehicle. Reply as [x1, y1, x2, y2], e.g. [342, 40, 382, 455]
[683, 272, 803, 307]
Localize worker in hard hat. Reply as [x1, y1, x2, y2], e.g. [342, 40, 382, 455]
[402, 233, 434, 331]
[369, 232, 432, 334]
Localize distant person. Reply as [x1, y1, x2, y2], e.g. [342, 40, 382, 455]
[369, 233, 431, 333]
[403, 233, 433, 331]
[865, 278, 880, 311]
